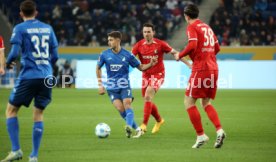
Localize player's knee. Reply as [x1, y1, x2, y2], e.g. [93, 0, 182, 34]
[123, 102, 131, 109]
[184, 98, 195, 109]
[201, 98, 211, 108]
[5, 103, 19, 118]
[144, 95, 152, 102]
[33, 107, 44, 121]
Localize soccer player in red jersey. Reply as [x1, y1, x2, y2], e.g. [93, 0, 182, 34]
[0, 35, 5, 75]
[132, 23, 191, 134]
[176, 4, 226, 148]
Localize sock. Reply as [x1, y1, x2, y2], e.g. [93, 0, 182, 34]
[143, 101, 152, 125]
[7, 117, 20, 151]
[187, 106, 204, 135]
[119, 111, 137, 129]
[204, 105, 222, 131]
[30, 121, 44, 157]
[151, 103, 161, 122]
[125, 109, 134, 127]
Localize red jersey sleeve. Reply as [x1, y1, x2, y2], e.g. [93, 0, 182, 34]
[187, 25, 198, 41]
[132, 42, 139, 56]
[0, 36, 4, 49]
[161, 41, 173, 53]
[179, 25, 198, 58]
[214, 35, 220, 54]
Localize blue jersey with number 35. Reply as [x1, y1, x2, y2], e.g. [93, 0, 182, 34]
[10, 19, 58, 80]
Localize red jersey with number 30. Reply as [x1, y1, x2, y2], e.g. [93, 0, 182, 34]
[0, 36, 4, 49]
[132, 38, 172, 74]
[186, 19, 219, 71]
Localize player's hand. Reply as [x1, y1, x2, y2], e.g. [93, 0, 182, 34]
[150, 57, 157, 66]
[6, 62, 16, 69]
[98, 86, 105, 95]
[174, 52, 180, 61]
[0, 68, 5, 75]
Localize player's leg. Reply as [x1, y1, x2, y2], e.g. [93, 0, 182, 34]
[29, 107, 44, 161]
[1, 104, 23, 162]
[2, 80, 35, 162]
[201, 98, 226, 148]
[29, 80, 51, 160]
[108, 90, 137, 129]
[201, 98, 222, 131]
[142, 86, 155, 127]
[121, 88, 143, 138]
[122, 98, 135, 138]
[185, 96, 209, 148]
[146, 86, 165, 133]
[149, 74, 165, 134]
[185, 71, 209, 148]
[185, 96, 204, 136]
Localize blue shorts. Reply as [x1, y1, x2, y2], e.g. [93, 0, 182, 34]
[9, 79, 52, 110]
[107, 88, 133, 103]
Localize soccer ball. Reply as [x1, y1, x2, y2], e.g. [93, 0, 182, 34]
[95, 123, 111, 138]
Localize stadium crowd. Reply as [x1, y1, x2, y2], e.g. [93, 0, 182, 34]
[0, 0, 200, 46]
[210, 0, 276, 46]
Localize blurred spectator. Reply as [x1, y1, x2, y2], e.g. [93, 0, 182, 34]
[59, 60, 74, 88]
[2, 0, 201, 46]
[52, 5, 62, 19]
[88, 36, 100, 47]
[210, 0, 276, 46]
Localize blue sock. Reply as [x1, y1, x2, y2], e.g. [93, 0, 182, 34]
[7, 117, 20, 151]
[125, 109, 134, 127]
[132, 120, 138, 129]
[119, 111, 126, 119]
[120, 111, 137, 129]
[30, 121, 44, 157]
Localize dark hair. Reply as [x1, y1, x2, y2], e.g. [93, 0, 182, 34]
[20, 0, 36, 17]
[143, 23, 155, 31]
[184, 4, 199, 19]
[107, 31, 122, 40]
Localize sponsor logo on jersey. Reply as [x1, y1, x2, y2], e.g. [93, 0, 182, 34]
[142, 55, 158, 59]
[110, 64, 123, 71]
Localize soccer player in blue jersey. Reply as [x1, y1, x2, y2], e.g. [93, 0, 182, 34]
[96, 31, 157, 138]
[1, 1, 58, 162]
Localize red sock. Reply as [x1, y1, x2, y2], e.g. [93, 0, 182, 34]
[151, 103, 161, 122]
[143, 101, 152, 125]
[204, 105, 222, 131]
[187, 106, 204, 135]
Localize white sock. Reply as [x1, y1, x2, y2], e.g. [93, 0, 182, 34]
[216, 128, 224, 135]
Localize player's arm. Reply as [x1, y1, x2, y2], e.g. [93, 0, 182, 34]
[6, 44, 20, 69]
[214, 35, 220, 55]
[96, 54, 105, 95]
[178, 26, 197, 60]
[169, 49, 192, 68]
[180, 57, 192, 69]
[0, 48, 5, 75]
[178, 41, 197, 60]
[136, 57, 157, 71]
[50, 27, 59, 65]
[7, 26, 22, 69]
[50, 46, 59, 65]
[96, 65, 105, 95]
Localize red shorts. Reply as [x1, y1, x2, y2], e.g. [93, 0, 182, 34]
[141, 73, 165, 97]
[185, 70, 218, 99]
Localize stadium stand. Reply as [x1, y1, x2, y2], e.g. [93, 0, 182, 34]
[209, 0, 276, 46]
[0, 0, 200, 46]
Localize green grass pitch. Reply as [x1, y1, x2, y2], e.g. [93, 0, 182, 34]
[1, 89, 276, 162]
